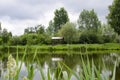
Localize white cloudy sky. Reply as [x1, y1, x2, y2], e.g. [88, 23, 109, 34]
[0, 0, 113, 35]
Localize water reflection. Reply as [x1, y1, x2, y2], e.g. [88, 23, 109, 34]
[0, 52, 120, 80]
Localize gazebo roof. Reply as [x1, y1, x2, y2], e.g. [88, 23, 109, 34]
[52, 37, 63, 40]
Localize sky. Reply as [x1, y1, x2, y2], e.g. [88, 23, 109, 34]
[0, 0, 113, 35]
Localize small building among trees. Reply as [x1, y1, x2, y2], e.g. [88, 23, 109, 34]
[52, 37, 64, 45]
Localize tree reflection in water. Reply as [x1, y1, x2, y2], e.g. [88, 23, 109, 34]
[0, 52, 120, 80]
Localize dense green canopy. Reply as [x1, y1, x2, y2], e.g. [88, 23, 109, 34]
[77, 9, 101, 32]
[53, 7, 69, 32]
[107, 0, 120, 35]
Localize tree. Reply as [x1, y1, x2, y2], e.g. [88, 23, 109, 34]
[24, 24, 45, 34]
[24, 27, 35, 34]
[20, 35, 27, 45]
[0, 22, 2, 34]
[46, 20, 54, 36]
[107, 0, 120, 35]
[54, 7, 69, 32]
[77, 9, 102, 44]
[36, 25, 45, 34]
[9, 36, 21, 45]
[79, 30, 102, 44]
[58, 22, 78, 44]
[102, 24, 117, 43]
[24, 28, 29, 34]
[77, 9, 101, 32]
[26, 33, 38, 45]
[2, 28, 10, 44]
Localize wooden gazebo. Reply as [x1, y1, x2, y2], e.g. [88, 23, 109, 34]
[51, 37, 64, 45]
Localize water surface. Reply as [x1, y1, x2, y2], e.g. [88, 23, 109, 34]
[0, 52, 120, 80]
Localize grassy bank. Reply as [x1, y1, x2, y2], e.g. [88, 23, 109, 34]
[0, 43, 120, 54]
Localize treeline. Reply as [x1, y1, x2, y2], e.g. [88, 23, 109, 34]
[0, 0, 120, 45]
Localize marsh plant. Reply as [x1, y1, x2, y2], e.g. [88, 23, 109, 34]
[1, 54, 17, 80]
[1, 54, 29, 80]
[7, 55, 17, 78]
[22, 76, 29, 80]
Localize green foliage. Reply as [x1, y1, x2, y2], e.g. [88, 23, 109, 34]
[78, 9, 101, 32]
[79, 30, 102, 44]
[20, 35, 27, 45]
[101, 24, 117, 43]
[27, 65, 34, 80]
[107, 0, 120, 35]
[46, 20, 55, 36]
[58, 22, 79, 44]
[9, 36, 21, 45]
[36, 25, 45, 34]
[0, 37, 2, 45]
[19, 24, 52, 45]
[2, 28, 10, 44]
[24, 27, 35, 34]
[37, 34, 47, 44]
[26, 33, 38, 45]
[54, 7, 69, 32]
[0, 28, 12, 45]
[77, 9, 103, 44]
[19, 33, 51, 45]
[24, 24, 45, 34]
[112, 60, 117, 80]
[62, 56, 101, 80]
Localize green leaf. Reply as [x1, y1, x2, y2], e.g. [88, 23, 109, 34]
[112, 60, 117, 80]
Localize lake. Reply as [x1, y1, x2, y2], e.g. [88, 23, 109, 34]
[0, 51, 120, 80]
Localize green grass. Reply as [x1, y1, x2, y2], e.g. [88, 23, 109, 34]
[0, 43, 120, 55]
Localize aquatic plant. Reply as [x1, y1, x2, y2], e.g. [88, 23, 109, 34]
[7, 55, 17, 77]
[22, 76, 29, 80]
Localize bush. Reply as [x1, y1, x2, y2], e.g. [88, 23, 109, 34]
[79, 31, 102, 44]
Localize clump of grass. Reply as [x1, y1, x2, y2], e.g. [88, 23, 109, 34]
[61, 56, 117, 80]
[1, 54, 18, 80]
[1, 46, 27, 80]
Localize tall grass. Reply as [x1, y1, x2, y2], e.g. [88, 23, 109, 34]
[60, 56, 117, 80]
[36, 56, 117, 80]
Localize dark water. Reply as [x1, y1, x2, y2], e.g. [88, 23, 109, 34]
[0, 52, 120, 80]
